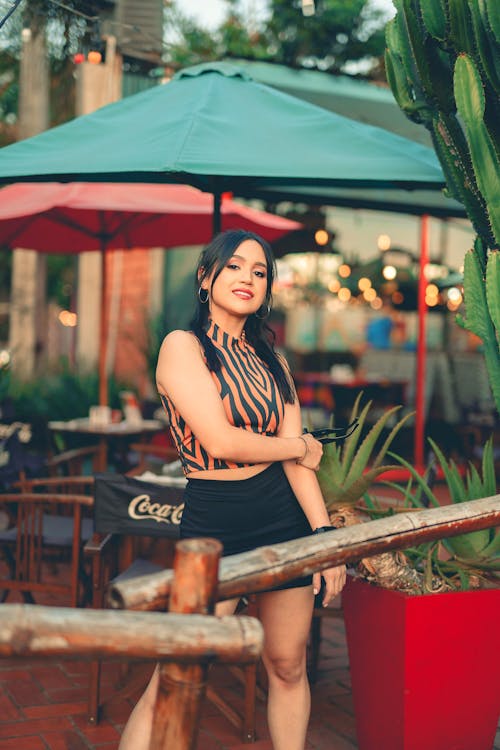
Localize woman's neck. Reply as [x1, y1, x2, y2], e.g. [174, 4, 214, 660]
[208, 313, 246, 340]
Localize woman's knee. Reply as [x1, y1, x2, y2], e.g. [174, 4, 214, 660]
[264, 653, 306, 686]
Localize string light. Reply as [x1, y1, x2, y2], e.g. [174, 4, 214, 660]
[338, 287, 351, 302]
[87, 50, 102, 64]
[382, 265, 397, 280]
[377, 234, 391, 251]
[338, 264, 351, 278]
[447, 287, 462, 303]
[314, 229, 329, 246]
[358, 277, 371, 291]
[58, 310, 77, 327]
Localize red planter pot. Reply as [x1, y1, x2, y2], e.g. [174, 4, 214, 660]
[342, 577, 500, 750]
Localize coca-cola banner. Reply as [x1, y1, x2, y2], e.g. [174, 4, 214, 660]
[94, 473, 184, 538]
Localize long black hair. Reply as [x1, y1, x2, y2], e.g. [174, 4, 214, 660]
[190, 229, 295, 404]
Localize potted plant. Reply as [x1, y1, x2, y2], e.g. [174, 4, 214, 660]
[316, 392, 424, 591]
[334, 436, 500, 750]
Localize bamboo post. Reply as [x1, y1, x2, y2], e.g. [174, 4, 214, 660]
[150, 537, 223, 750]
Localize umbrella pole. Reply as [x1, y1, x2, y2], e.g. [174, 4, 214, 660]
[212, 192, 221, 237]
[414, 214, 429, 470]
[99, 248, 108, 407]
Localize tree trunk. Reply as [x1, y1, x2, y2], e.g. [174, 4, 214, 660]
[9, 20, 49, 379]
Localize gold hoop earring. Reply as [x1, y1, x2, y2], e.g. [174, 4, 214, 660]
[198, 286, 209, 304]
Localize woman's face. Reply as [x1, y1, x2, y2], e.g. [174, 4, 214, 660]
[203, 239, 269, 321]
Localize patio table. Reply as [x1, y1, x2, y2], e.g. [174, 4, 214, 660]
[48, 418, 164, 472]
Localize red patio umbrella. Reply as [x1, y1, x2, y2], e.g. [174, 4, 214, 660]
[0, 182, 301, 403]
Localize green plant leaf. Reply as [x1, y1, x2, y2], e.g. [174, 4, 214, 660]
[328, 465, 401, 509]
[481, 531, 500, 556]
[382, 476, 428, 509]
[427, 438, 466, 503]
[344, 407, 407, 488]
[387, 451, 441, 508]
[486, 0, 500, 43]
[486, 253, 500, 335]
[448, 529, 492, 558]
[481, 437, 497, 495]
[340, 394, 371, 481]
[371, 409, 415, 469]
[466, 462, 485, 499]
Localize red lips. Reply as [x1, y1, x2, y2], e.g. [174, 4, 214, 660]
[233, 289, 254, 300]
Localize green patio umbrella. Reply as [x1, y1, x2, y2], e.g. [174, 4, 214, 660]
[0, 62, 446, 231]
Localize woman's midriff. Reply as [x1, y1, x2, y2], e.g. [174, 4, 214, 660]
[186, 462, 272, 481]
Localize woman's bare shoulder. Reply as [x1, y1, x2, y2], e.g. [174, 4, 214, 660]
[158, 330, 205, 367]
[160, 329, 200, 352]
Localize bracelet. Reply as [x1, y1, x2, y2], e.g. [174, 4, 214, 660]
[296, 435, 308, 464]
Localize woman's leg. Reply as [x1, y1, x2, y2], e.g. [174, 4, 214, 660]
[257, 585, 314, 750]
[118, 598, 239, 750]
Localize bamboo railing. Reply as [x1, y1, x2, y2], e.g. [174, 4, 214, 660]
[1, 495, 499, 749]
[109, 494, 500, 612]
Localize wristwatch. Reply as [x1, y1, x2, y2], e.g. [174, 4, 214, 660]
[312, 526, 336, 534]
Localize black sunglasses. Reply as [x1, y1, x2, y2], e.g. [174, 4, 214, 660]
[303, 418, 359, 444]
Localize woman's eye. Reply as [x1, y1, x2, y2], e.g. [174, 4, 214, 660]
[227, 263, 239, 270]
[254, 270, 266, 278]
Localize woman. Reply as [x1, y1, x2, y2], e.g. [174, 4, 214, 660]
[119, 229, 346, 750]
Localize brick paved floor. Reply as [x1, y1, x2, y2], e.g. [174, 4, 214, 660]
[0, 600, 356, 750]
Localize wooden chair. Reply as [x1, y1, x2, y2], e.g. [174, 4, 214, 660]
[0, 476, 94, 607]
[45, 445, 101, 477]
[85, 470, 263, 743]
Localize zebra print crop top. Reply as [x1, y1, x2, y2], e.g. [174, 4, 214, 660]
[159, 321, 285, 475]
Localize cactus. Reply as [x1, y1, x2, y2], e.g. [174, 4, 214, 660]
[386, 0, 500, 415]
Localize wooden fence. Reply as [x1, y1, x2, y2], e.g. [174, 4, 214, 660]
[0, 495, 499, 749]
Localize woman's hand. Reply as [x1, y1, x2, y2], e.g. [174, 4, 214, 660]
[297, 432, 323, 471]
[313, 565, 347, 607]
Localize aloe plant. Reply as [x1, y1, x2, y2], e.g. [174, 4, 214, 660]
[385, 0, 500, 415]
[317, 394, 430, 592]
[382, 437, 500, 591]
[317, 392, 414, 512]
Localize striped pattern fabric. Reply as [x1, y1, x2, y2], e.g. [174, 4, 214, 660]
[160, 321, 285, 474]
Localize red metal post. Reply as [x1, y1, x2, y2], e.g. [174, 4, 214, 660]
[415, 214, 429, 470]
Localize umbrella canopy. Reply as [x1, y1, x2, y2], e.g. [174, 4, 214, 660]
[0, 181, 300, 405]
[0, 62, 445, 197]
[0, 182, 301, 251]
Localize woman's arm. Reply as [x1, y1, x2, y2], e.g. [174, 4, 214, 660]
[278, 390, 346, 605]
[278, 399, 331, 530]
[156, 331, 322, 468]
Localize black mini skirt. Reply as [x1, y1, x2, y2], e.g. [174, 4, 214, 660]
[180, 462, 312, 591]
